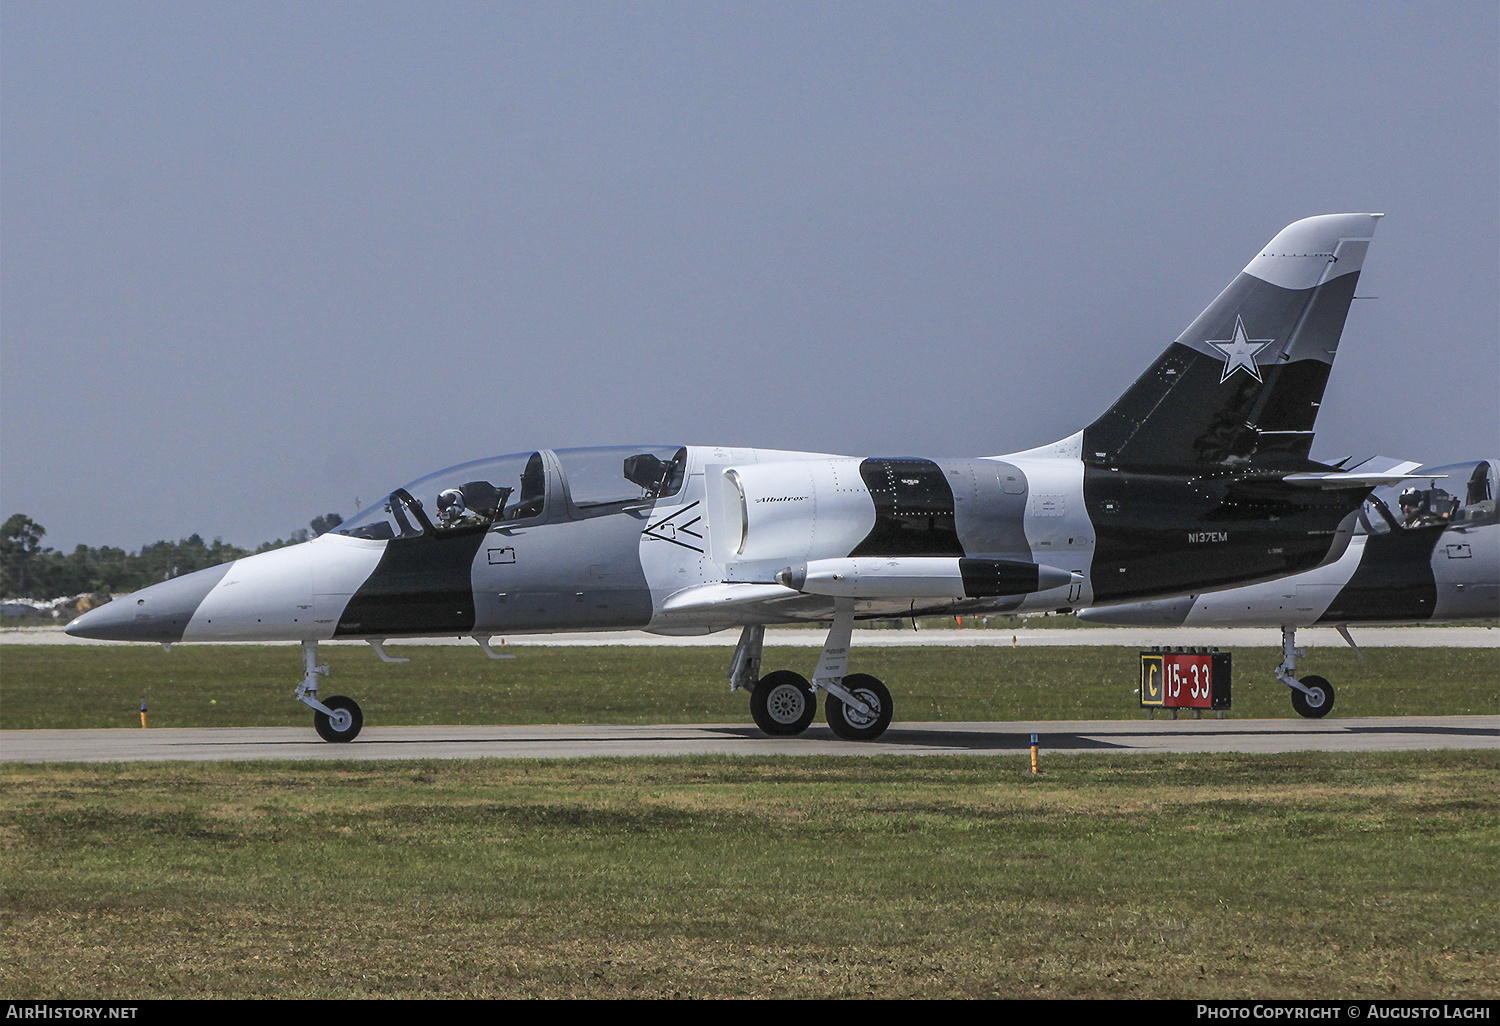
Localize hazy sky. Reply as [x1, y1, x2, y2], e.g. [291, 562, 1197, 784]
[3, 2, 1496, 552]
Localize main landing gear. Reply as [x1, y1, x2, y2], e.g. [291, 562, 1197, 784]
[1275, 625, 1337, 719]
[729, 601, 894, 741]
[296, 641, 364, 742]
[748, 669, 816, 736]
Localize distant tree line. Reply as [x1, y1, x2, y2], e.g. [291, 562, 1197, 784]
[0, 513, 343, 600]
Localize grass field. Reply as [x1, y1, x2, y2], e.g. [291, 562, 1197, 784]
[2, 643, 1495, 999]
[1, 643, 1496, 730]
[2, 752, 1495, 999]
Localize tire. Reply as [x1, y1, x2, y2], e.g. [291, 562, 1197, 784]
[749, 670, 816, 736]
[314, 695, 364, 742]
[824, 673, 893, 741]
[1290, 675, 1334, 719]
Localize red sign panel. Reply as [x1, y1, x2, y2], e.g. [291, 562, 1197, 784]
[1141, 650, 1231, 710]
[1162, 653, 1213, 708]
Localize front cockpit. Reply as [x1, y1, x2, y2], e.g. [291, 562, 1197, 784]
[1356, 460, 1497, 536]
[333, 446, 689, 541]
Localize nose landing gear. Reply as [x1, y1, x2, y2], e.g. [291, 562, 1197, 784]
[295, 641, 365, 742]
[1275, 626, 1337, 719]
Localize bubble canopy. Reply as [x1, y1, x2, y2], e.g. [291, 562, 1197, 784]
[1356, 460, 1496, 536]
[334, 446, 688, 541]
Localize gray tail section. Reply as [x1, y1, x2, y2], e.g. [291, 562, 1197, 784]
[1082, 214, 1383, 469]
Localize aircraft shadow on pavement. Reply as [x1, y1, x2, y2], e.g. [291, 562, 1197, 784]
[1345, 725, 1498, 737]
[164, 721, 1495, 753]
[174, 727, 1124, 751]
[705, 726, 1126, 750]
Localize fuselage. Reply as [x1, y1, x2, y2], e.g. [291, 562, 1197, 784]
[66, 436, 1370, 644]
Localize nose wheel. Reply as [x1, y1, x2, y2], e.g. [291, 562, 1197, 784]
[1289, 676, 1334, 719]
[313, 695, 364, 742]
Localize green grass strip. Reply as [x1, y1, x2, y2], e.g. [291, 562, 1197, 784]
[2, 643, 1495, 729]
[2, 752, 1495, 999]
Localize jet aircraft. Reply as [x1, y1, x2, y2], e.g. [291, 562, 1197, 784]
[68, 213, 1407, 742]
[1078, 459, 1498, 716]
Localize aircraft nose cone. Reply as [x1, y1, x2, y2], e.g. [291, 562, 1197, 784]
[64, 563, 233, 642]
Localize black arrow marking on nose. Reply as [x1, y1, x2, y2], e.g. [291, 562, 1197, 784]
[644, 501, 706, 553]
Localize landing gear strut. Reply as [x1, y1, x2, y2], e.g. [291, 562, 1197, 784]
[295, 641, 364, 742]
[1275, 625, 1336, 719]
[729, 603, 894, 741]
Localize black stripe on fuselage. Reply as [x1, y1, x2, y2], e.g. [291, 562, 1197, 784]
[849, 458, 965, 557]
[335, 525, 488, 636]
[1316, 526, 1443, 623]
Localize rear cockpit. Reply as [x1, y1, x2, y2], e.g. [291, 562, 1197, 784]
[334, 446, 688, 541]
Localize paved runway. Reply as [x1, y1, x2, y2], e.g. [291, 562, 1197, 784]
[4, 715, 1494, 763]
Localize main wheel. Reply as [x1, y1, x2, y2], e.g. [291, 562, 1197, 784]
[749, 670, 816, 736]
[1290, 675, 1334, 719]
[824, 673, 893, 741]
[314, 695, 364, 742]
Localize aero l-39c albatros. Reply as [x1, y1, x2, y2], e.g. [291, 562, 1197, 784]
[69, 213, 1412, 743]
[1080, 459, 1499, 717]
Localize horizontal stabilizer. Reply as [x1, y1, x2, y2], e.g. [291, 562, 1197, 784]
[1282, 460, 1438, 489]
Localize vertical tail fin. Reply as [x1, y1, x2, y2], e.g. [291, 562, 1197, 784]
[1083, 213, 1383, 469]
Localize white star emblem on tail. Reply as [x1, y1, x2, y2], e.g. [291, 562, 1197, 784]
[1209, 316, 1275, 383]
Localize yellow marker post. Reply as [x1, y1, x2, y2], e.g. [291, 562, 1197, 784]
[140, 702, 148, 729]
[1030, 733, 1039, 774]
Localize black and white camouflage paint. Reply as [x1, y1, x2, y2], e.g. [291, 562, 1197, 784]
[69, 215, 1397, 647]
